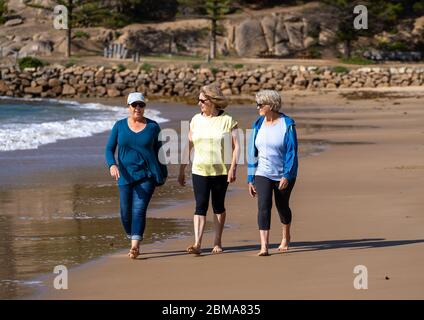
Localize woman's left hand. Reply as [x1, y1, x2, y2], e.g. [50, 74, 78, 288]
[278, 177, 289, 190]
[227, 166, 237, 183]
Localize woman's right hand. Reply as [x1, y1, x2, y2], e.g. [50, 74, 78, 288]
[178, 172, 186, 186]
[248, 183, 257, 198]
[110, 165, 120, 180]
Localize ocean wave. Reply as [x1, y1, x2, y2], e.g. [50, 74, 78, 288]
[0, 98, 169, 151]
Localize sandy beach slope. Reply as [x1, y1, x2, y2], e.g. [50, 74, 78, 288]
[33, 89, 424, 299]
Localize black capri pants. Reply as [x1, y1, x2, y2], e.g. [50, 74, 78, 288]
[255, 175, 296, 230]
[192, 174, 229, 216]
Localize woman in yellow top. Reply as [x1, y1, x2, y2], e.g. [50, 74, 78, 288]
[178, 84, 239, 254]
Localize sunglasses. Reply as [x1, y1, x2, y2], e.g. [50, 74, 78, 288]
[131, 102, 145, 108]
[198, 98, 209, 104]
[256, 103, 265, 108]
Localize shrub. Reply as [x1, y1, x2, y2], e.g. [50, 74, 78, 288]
[210, 67, 219, 75]
[65, 59, 76, 68]
[0, 0, 6, 25]
[307, 46, 322, 59]
[332, 66, 350, 74]
[18, 57, 46, 70]
[73, 31, 89, 39]
[340, 56, 374, 65]
[192, 64, 201, 69]
[140, 63, 152, 72]
[117, 63, 126, 72]
[233, 63, 244, 69]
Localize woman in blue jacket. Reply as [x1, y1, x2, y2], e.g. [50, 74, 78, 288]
[247, 90, 298, 256]
[105, 92, 167, 259]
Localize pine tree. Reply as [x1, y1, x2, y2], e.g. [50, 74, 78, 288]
[178, 0, 231, 59]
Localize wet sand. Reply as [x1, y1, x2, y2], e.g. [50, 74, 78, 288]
[18, 88, 424, 299]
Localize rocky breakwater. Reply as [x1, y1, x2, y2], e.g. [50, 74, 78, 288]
[1, 64, 423, 99]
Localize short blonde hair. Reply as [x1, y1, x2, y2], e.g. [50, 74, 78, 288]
[200, 83, 229, 109]
[255, 90, 282, 112]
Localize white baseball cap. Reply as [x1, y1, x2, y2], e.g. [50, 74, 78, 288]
[127, 92, 146, 105]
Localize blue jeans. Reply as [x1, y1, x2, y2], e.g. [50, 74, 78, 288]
[118, 178, 155, 241]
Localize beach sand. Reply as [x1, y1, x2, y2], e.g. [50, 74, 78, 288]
[32, 88, 424, 299]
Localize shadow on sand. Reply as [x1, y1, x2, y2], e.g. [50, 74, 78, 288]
[134, 238, 424, 259]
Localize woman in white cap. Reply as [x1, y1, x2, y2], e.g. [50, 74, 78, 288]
[105, 92, 167, 259]
[178, 83, 240, 255]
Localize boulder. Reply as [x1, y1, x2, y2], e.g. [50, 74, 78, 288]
[107, 88, 121, 97]
[62, 84, 76, 95]
[261, 15, 278, 51]
[24, 86, 43, 94]
[275, 15, 290, 44]
[0, 80, 9, 93]
[319, 28, 337, 46]
[19, 40, 54, 57]
[235, 19, 268, 57]
[285, 22, 305, 50]
[5, 19, 24, 27]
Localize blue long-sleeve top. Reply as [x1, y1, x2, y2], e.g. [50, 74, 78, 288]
[105, 118, 168, 186]
[247, 113, 298, 184]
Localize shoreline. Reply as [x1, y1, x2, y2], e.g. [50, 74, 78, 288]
[23, 88, 424, 299]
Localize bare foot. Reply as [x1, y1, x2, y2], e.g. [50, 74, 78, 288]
[128, 247, 139, 259]
[186, 244, 201, 255]
[211, 245, 223, 254]
[257, 250, 269, 256]
[278, 239, 290, 252]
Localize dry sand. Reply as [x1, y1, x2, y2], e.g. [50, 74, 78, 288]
[33, 88, 424, 299]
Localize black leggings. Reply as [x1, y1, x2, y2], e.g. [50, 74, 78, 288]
[192, 174, 229, 216]
[255, 175, 296, 230]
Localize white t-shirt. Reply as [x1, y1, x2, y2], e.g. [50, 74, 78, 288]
[254, 118, 287, 181]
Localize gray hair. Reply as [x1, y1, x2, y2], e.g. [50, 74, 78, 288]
[255, 90, 282, 112]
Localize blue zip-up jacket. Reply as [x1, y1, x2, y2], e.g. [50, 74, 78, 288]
[247, 113, 298, 184]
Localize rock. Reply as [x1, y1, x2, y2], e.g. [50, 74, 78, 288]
[48, 79, 61, 87]
[19, 40, 54, 57]
[222, 88, 232, 96]
[274, 43, 290, 57]
[303, 36, 316, 48]
[24, 86, 43, 94]
[412, 16, 424, 35]
[107, 88, 121, 97]
[235, 19, 268, 57]
[0, 80, 9, 93]
[62, 84, 76, 95]
[285, 22, 305, 49]
[246, 76, 258, 84]
[318, 28, 336, 46]
[275, 15, 290, 44]
[261, 15, 278, 51]
[96, 86, 106, 96]
[5, 19, 24, 27]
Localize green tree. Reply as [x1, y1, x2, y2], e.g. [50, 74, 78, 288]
[178, 0, 231, 59]
[0, 0, 7, 25]
[24, 1, 93, 57]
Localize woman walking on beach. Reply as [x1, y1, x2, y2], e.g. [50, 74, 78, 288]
[178, 84, 239, 254]
[105, 92, 167, 259]
[247, 90, 298, 256]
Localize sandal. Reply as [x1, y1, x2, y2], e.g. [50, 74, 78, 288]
[128, 247, 140, 259]
[186, 244, 201, 255]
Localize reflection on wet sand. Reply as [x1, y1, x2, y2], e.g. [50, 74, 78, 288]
[0, 181, 194, 299]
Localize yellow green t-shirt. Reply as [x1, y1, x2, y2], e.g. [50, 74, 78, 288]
[190, 111, 238, 176]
